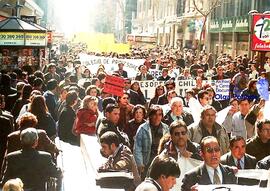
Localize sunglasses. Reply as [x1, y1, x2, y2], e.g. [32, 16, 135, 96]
[174, 131, 187, 136]
[205, 147, 220, 153]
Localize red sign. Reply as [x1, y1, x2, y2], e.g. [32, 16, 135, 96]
[47, 32, 53, 44]
[103, 75, 125, 97]
[251, 14, 270, 51]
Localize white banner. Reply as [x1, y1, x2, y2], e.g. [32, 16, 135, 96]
[139, 79, 231, 101]
[80, 55, 145, 78]
[197, 184, 268, 191]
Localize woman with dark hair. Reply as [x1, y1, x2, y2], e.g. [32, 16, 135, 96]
[129, 81, 146, 106]
[29, 95, 56, 139]
[11, 84, 32, 121]
[124, 105, 146, 150]
[149, 85, 165, 108]
[58, 91, 79, 145]
[240, 79, 260, 103]
[82, 68, 92, 79]
[117, 92, 134, 131]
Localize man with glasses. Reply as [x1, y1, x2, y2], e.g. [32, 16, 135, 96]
[134, 105, 169, 179]
[181, 136, 237, 191]
[246, 119, 270, 161]
[189, 106, 229, 155]
[160, 120, 202, 161]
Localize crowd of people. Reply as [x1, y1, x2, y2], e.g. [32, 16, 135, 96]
[0, 41, 270, 191]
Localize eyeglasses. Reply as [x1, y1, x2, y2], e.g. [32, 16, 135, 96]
[205, 147, 220, 153]
[174, 131, 187, 136]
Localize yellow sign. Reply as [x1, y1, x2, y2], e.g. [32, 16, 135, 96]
[72, 32, 130, 54]
[25, 33, 46, 46]
[0, 32, 24, 46]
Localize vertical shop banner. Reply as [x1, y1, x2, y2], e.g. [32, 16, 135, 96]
[251, 14, 270, 51]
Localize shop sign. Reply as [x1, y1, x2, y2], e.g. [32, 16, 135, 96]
[0, 32, 24, 46]
[221, 18, 234, 32]
[234, 16, 249, 32]
[209, 19, 221, 33]
[21, 15, 36, 24]
[251, 14, 270, 51]
[25, 33, 46, 46]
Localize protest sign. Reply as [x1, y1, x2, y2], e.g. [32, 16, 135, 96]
[138, 79, 230, 101]
[104, 75, 125, 97]
[80, 55, 145, 78]
[257, 78, 269, 101]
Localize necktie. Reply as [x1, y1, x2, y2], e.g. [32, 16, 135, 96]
[237, 159, 242, 169]
[213, 169, 221, 184]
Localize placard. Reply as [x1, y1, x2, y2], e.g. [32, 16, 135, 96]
[104, 75, 125, 97]
[251, 14, 270, 51]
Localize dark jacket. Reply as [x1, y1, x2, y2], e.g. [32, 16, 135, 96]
[58, 105, 78, 145]
[220, 152, 256, 169]
[97, 118, 130, 147]
[43, 91, 58, 121]
[114, 70, 128, 78]
[129, 90, 146, 106]
[181, 164, 237, 191]
[246, 136, 270, 162]
[135, 73, 154, 81]
[36, 113, 57, 139]
[1, 149, 61, 190]
[162, 110, 194, 127]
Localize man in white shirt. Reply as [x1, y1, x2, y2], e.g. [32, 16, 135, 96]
[181, 136, 237, 191]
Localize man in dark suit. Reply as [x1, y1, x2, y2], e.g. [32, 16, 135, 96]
[181, 136, 237, 191]
[114, 62, 128, 78]
[135, 65, 154, 81]
[43, 79, 58, 121]
[221, 136, 256, 169]
[1, 128, 62, 190]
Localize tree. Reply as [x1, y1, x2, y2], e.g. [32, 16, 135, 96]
[192, 0, 223, 53]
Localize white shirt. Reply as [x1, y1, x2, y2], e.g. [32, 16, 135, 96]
[233, 156, 245, 169]
[205, 164, 223, 184]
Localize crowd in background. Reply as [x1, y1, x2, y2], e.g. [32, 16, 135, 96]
[0, 41, 270, 190]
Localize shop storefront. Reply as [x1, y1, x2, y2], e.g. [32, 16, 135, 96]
[209, 16, 249, 57]
[0, 16, 47, 73]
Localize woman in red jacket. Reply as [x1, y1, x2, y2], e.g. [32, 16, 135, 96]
[73, 95, 98, 136]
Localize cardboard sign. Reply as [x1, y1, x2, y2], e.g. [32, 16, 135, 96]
[104, 75, 125, 97]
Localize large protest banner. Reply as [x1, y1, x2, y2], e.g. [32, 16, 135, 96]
[138, 79, 231, 101]
[80, 55, 145, 78]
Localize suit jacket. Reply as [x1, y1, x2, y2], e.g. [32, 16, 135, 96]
[220, 152, 256, 169]
[135, 73, 154, 81]
[114, 70, 128, 78]
[43, 91, 58, 121]
[220, 152, 259, 186]
[181, 164, 236, 191]
[1, 148, 61, 190]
